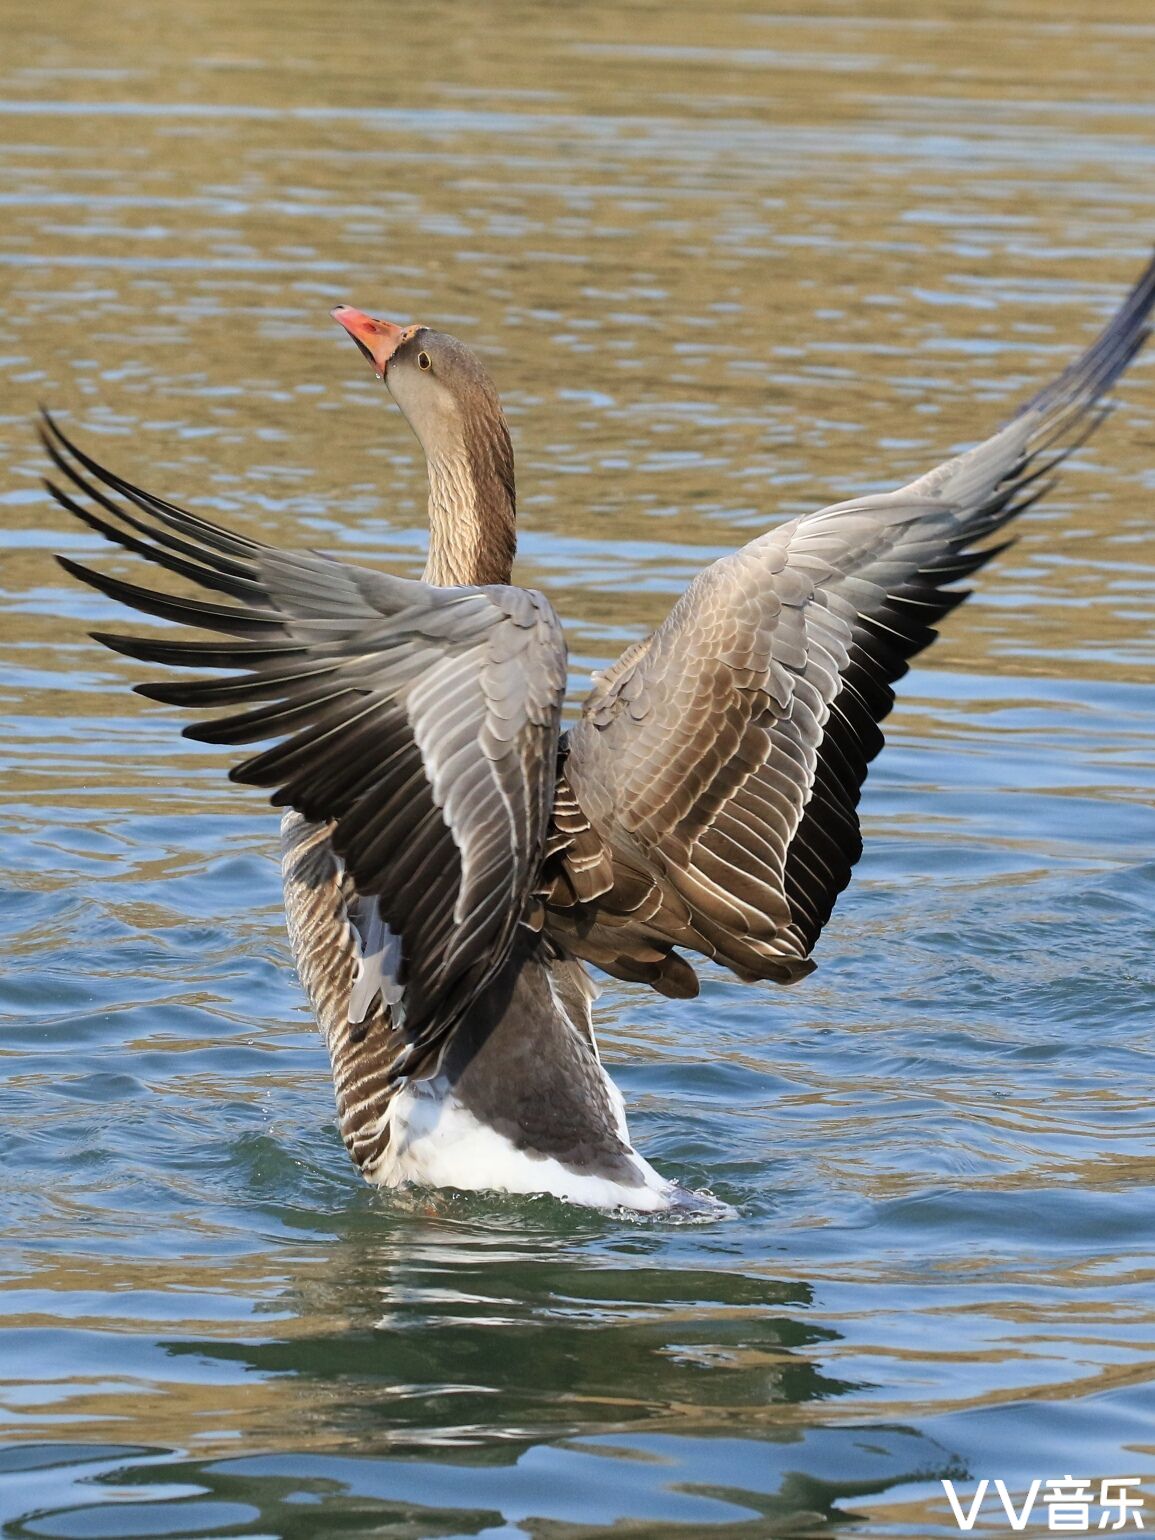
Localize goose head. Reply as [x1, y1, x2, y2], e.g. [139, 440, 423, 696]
[331, 305, 516, 587]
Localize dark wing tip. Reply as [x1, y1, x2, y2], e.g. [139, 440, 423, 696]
[1015, 247, 1155, 426]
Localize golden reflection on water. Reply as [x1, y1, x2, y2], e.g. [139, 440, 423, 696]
[4, 0, 1154, 679]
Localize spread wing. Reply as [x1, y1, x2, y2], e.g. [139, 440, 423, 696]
[45, 415, 568, 1072]
[543, 253, 1155, 997]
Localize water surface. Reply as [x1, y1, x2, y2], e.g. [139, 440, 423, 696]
[2, 1, 1155, 1535]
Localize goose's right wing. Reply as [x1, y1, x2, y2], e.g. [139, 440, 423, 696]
[45, 416, 568, 1076]
[543, 253, 1155, 997]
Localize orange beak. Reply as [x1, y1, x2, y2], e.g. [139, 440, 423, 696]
[331, 306, 410, 378]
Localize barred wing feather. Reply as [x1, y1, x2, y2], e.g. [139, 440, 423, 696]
[45, 415, 568, 1073]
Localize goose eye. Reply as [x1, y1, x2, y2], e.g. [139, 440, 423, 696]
[418, 351, 432, 370]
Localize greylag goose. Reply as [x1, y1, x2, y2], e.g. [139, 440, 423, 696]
[47, 256, 1155, 1213]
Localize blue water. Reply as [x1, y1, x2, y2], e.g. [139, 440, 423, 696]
[3, 1, 1155, 1535]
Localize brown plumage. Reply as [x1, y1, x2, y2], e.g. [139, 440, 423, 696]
[46, 261, 1155, 1211]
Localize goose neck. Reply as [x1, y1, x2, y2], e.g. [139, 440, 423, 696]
[423, 439, 516, 588]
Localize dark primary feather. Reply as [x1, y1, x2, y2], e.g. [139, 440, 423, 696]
[542, 252, 1155, 993]
[45, 413, 568, 1073]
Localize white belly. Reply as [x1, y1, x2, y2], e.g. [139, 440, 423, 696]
[370, 1073, 724, 1216]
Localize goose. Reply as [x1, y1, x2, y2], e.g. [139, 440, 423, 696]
[47, 255, 1155, 1214]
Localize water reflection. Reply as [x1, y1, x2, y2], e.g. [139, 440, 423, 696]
[166, 1219, 843, 1449]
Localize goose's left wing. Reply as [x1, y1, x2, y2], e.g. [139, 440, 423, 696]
[45, 415, 568, 1072]
[542, 253, 1155, 999]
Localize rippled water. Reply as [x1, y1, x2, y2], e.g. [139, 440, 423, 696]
[3, 1, 1155, 1535]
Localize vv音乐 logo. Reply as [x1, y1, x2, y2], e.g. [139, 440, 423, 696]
[941, 1477, 1144, 1532]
